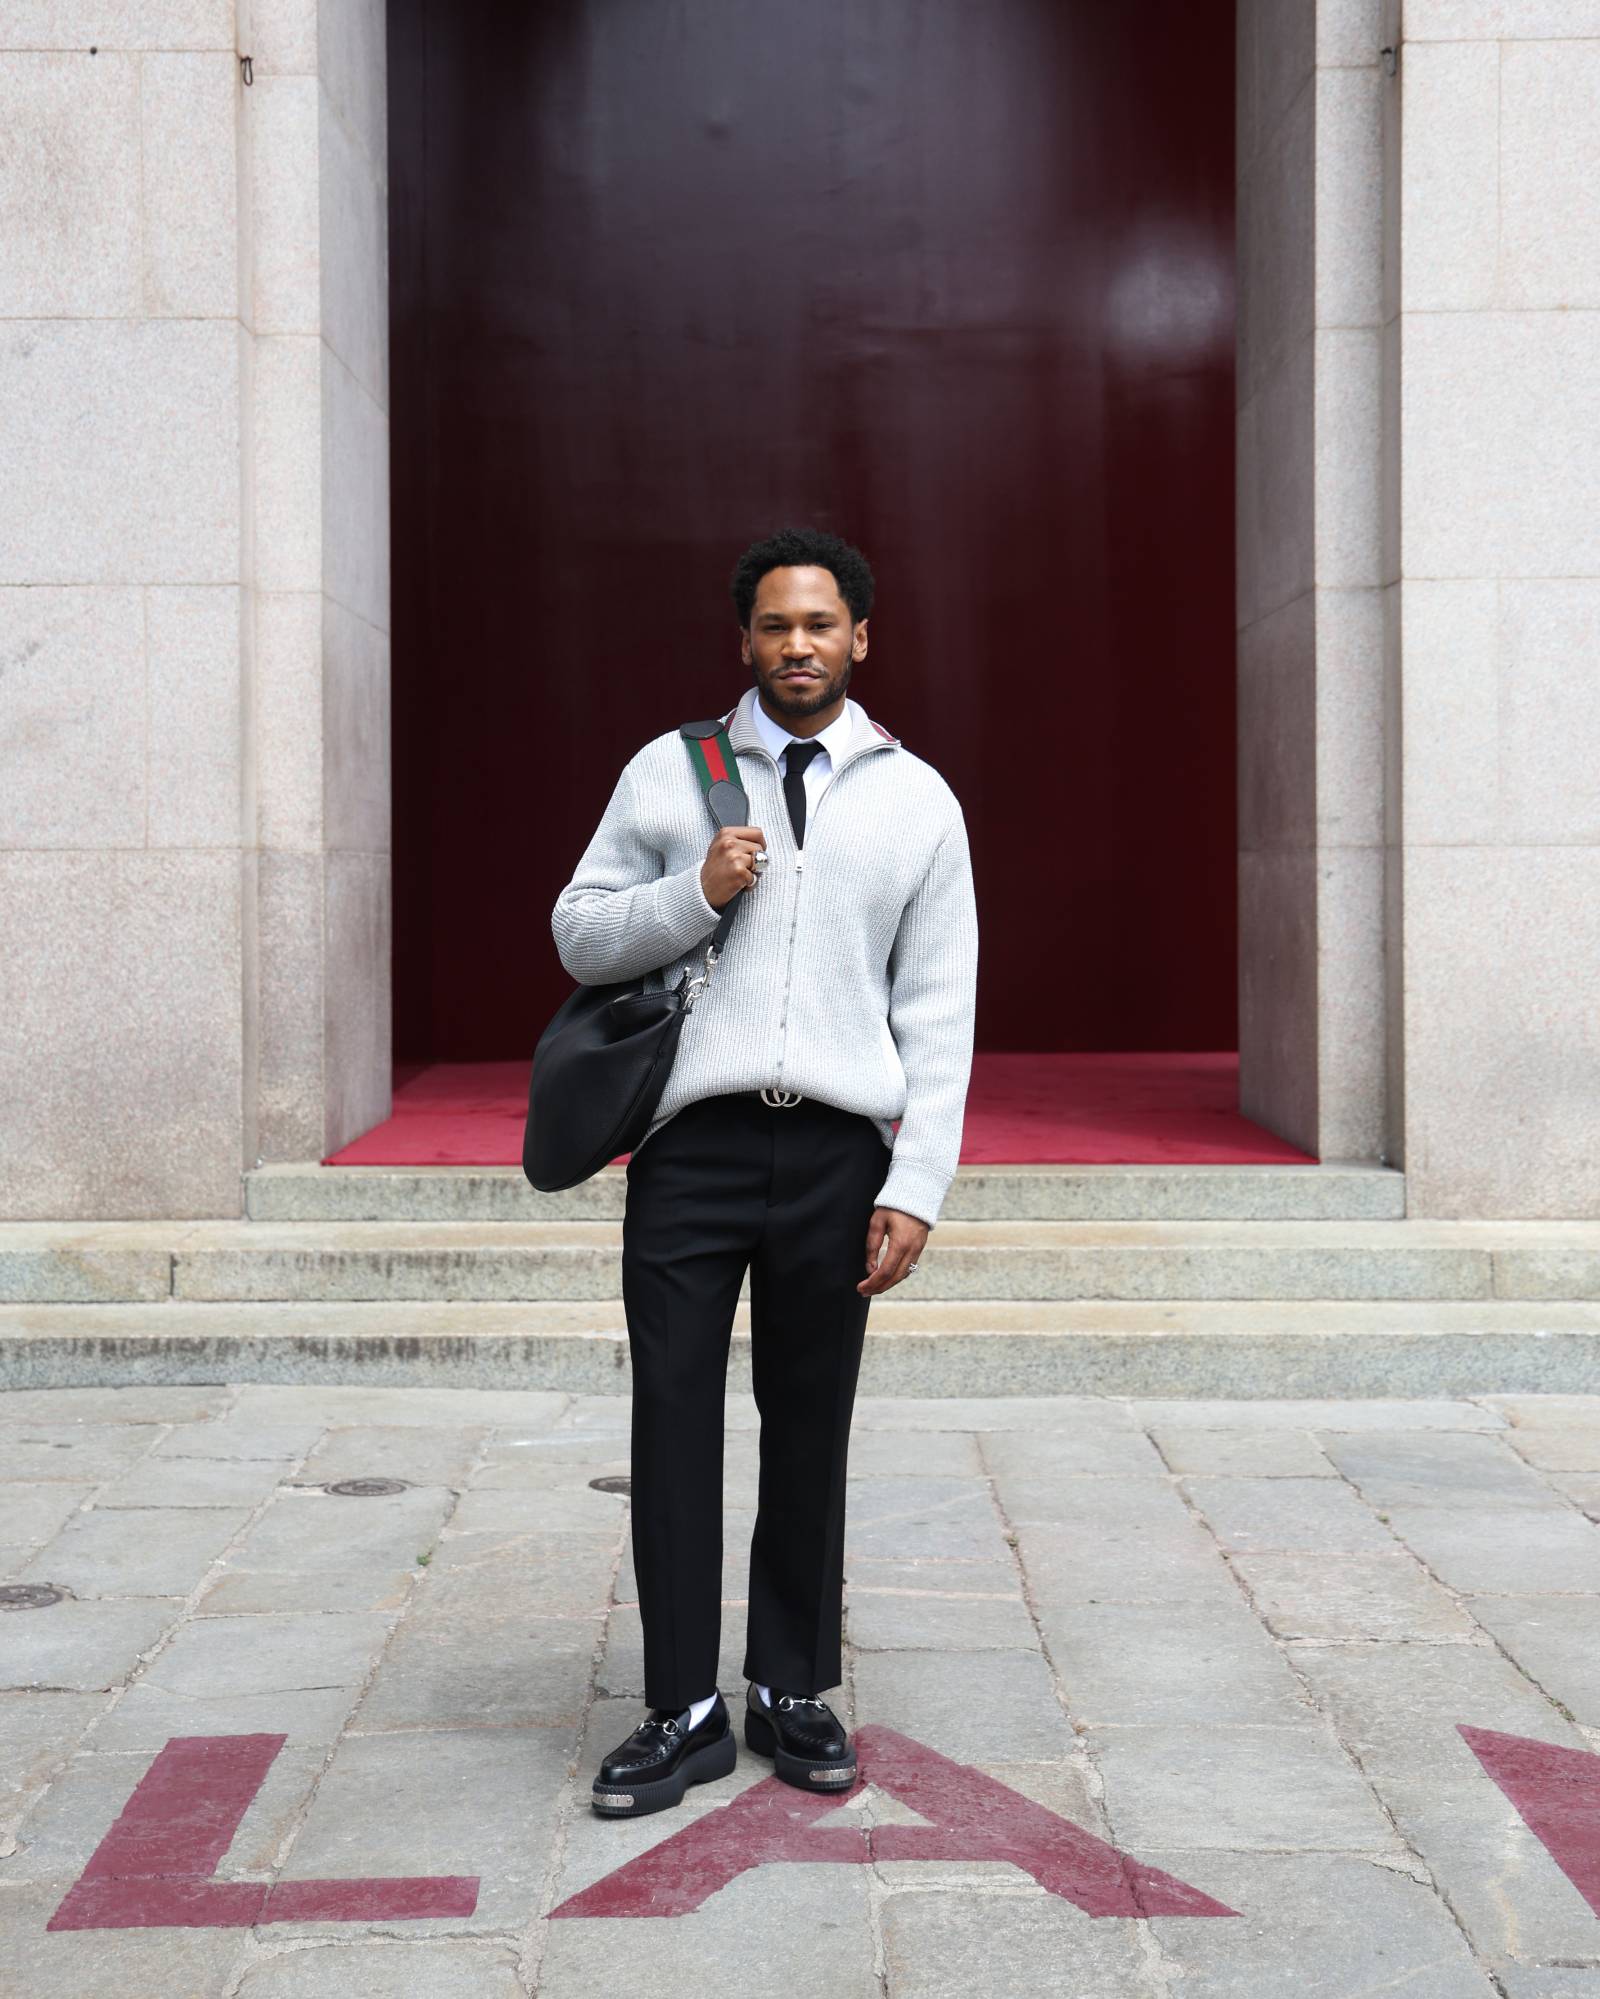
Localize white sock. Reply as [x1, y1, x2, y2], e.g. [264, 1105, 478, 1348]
[754, 1683, 772, 1706]
[685, 1692, 718, 1728]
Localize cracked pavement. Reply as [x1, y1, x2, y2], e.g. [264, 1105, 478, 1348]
[3, 1383, 1600, 1995]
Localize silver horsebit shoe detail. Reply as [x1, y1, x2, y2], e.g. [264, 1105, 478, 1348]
[760, 1087, 804, 1107]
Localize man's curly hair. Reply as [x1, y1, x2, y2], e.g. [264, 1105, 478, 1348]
[729, 526, 876, 629]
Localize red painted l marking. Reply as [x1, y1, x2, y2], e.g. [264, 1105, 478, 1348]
[47, 1735, 479, 1931]
[552, 1724, 1235, 1919]
[1460, 1725, 1600, 1916]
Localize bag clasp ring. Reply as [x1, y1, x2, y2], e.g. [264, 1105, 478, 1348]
[760, 1087, 803, 1107]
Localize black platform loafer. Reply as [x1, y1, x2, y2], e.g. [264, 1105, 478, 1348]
[591, 1694, 737, 1817]
[744, 1684, 857, 1791]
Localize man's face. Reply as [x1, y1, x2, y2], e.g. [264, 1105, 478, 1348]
[740, 565, 868, 720]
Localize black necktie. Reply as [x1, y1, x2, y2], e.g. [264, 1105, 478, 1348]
[782, 740, 824, 848]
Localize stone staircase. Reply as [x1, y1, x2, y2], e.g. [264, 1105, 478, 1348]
[4, 1162, 1600, 1397]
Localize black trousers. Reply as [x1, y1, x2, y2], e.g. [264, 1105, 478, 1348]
[621, 1089, 890, 1708]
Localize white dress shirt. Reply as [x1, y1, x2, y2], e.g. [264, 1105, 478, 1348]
[747, 690, 858, 816]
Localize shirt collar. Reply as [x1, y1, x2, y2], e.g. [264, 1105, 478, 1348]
[747, 689, 858, 769]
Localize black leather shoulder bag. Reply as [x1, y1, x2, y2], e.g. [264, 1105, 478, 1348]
[521, 717, 749, 1192]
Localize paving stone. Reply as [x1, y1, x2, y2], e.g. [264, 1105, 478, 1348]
[540, 1859, 879, 1997]
[843, 1477, 1007, 1560]
[990, 1470, 1199, 1535]
[0, 1595, 180, 1692]
[1015, 1518, 1236, 1606]
[1549, 1471, 1600, 1520]
[1481, 1395, 1600, 1427]
[1038, 1599, 1310, 1726]
[1291, 1642, 1600, 1964]
[978, 1424, 1168, 1479]
[195, 1565, 419, 1616]
[1230, 1551, 1476, 1641]
[856, 1395, 1141, 1432]
[0, 1881, 250, 1995]
[90, 1682, 363, 1754]
[226, 1484, 455, 1573]
[0, 1421, 162, 1483]
[1381, 1504, 1600, 1594]
[149, 1417, 326, 1460]
[1130, 1398, 1507, 1432]
[469, 1428, 632, 1490]
[137, 1609, 397, 1700]
[1503, 1425, 1600, 1472]
[598, 1602, 749, 1700]
[277, 1725, 573, 1936]
[2, 1746, 194, 1884]
[92, 1455, 294, 1508]
[0, 1483, 91, 1547]
[0, 1385, 233, 1423]
[1146, 1851, 1501, 1996]
[426, 1529, 620, 1621]
[296, 1423, 489, 1489]
[445, 1484, 636, 1536]
[844, 1427, 985, 1476]
[845, 1569, 1038, 1650]
[1465, 1596, 1600, 1724]
[878, 1886, 1152, 1997]
[851, 1647, 1073, 1761]
[20, 1505, 254, 1597]
[0, 1691, 107, 1835]
[353, 1609, 595, 1733]
[232, 1383, 570, 1427]
[1148, 1428, 1336, 1477]
[1496, 1973, 1600, 1998]
[1179, 1477, 1398, 1553]
[236, 1938, 526, 1997]
[1090, 1723, 1398, 1851]
[1321, 1431, 1565, 1510]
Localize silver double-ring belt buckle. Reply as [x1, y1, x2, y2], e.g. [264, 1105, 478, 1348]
[760, 1088, 803, 1108]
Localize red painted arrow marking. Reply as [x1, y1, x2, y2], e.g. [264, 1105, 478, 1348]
[46, 1735, 479, 1931]
[552, 1724, 1236, 1918]
[1460, 1725, 1600, 1916]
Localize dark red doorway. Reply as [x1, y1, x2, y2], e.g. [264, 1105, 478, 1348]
[387, 0, 1236, 1064]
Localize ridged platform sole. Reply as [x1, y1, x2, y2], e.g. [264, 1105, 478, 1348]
[744, 1702, 858, 1790]
[591, 1724, 737, 1817]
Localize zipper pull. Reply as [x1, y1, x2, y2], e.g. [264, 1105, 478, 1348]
[796, 855, 805, 871]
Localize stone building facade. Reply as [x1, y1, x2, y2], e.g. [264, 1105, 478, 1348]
[1, 0, 1597, 1223]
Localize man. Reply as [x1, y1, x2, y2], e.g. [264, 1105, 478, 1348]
[551, 525, 977, 1818]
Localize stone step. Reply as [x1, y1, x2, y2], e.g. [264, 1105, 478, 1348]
[4, 1298, 1600, 1397]
[245, 1159, 1408, 1223]
[6, 1217, 1600, 1305]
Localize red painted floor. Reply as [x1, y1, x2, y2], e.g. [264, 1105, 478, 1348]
[323, 1053, 1316, 1167]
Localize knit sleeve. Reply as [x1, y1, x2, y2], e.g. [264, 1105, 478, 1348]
[873, 806, 979, 1227]
[550, 758, 723, 985]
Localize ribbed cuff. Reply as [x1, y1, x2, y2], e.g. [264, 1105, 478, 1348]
[655, 861, 722, 954]
[873, 1154, 951, 1230]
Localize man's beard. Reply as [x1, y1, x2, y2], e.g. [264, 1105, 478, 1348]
[757, 658, 853, 717]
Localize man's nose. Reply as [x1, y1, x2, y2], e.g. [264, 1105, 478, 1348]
[782, 632, 814, 656]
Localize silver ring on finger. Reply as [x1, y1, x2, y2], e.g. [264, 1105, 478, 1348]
[906, 1260, 919, 1273]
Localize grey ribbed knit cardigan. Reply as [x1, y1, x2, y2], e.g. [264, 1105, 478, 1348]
[550, 684, 978, 1227]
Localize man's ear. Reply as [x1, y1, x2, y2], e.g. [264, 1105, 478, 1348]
[853, 618, 869, 659]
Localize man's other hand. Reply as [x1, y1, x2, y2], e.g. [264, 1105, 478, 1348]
[858, 1207, 929, 1295]
[701, 825, 769, 909]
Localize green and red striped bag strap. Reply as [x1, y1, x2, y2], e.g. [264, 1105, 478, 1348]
[678, 710, 748, 958]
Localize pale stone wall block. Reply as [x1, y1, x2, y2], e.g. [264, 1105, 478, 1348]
[318, 85, 388, 408]
[249, 0, 317, 77]
[0, 321, 239, 586]
[324, 848, 390, 1153]
[0, 586, 144, 847]
[321, 349, 390, 633]
[1494, 580, 1600, 845]
[255, 590, 323, 849]
[0, 3, 230, 52]
[1315, 843, 1386, 1164]
[1251, 0, 1315, 168]
[1404, 1, 1600, 36]
[1314, 328, 1383, 588]
[1238, 590, 1315, 854]
[1400, 41, 1499, 313]
[0, 852, 244, 1218]
[252, 333, 322, 594]
[1239, 79, 1314, 407]
[250, 74, 320, 335]
[1403, 311, 1600, 581]
[1318, 0, 1384, 67]
[1315, 586, 1384, 846]
[0, 51, 139, 316]
[1315, 67, 1383, 329]
[1499, 42, 1600, 311]
[1398, 579, 1498, 848]
[1238, 847, 1318, 1153]
[256, 846, 325, 1160]
[322, 595, 390, 853]
[146, 585, 241, 848]
[140, 51, 237, 317]
[1403, 845, 1600, 1217]
[317, 0, 387, 183]
[1239, 335, 1315, 628]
